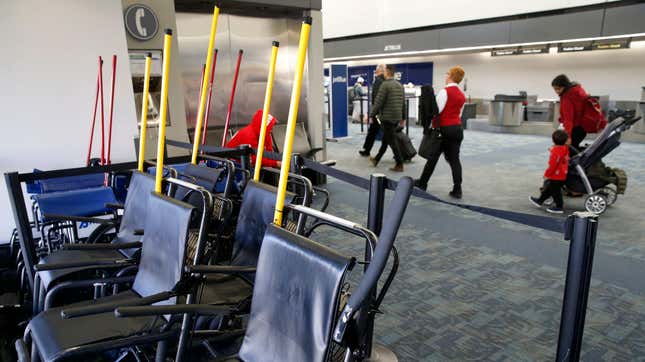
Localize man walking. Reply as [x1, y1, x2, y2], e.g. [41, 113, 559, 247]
[369, 64, 406, 172]
[359, 64, 386, 157]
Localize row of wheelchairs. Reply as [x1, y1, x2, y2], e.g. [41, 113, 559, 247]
[10, 151, 413, 362]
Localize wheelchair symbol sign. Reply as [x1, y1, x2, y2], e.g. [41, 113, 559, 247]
[124, 4, 159, 41]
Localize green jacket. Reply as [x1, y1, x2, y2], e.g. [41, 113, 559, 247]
[369, 78, 405, 122]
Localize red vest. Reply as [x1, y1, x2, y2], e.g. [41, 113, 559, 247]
[439, 86, 466, 127]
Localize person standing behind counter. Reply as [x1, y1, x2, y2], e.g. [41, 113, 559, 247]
[368, 64, 406, 172]
[359, 64, 386, 157]
[414, 66, 466, 198]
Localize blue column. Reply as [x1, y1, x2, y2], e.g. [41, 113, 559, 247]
[330, 64, 348, 138]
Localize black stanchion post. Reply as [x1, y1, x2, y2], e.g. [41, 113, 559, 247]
[238, 145, 251, 171]
[556, 212, 599, 362]
[405, 98, 410, 136]
[364, 173, 386, 358]
[326, 94, 331, 129]
[5, 172, 37, 290]
[360, 97, 364, 133]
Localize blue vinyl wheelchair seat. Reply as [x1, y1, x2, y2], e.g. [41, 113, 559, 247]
[33, 186, 118, 223]
[23, 193, 197, 362]
[34, 172, 156, 310]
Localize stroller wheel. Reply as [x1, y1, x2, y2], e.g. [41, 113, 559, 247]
[598, 187, 618, 205]
[585, 194, 608, 214]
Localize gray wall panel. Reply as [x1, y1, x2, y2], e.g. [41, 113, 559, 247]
[603, 3, 645, 36]
[438, 22, 510, 48]
[325, 36, 384, 58]
[509, 10, 603, 43]
[381, 29, 440, 52]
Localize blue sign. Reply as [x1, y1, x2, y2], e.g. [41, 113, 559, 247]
[330, 64, 348, 139]
[348, 61, 433, 87]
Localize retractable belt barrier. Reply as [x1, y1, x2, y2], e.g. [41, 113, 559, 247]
[166, 139, 564, 233]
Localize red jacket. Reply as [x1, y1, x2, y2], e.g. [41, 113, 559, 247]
[544, 145, 569, 181]
[225, 109, 279, 167]
[559, 84, 606, 135]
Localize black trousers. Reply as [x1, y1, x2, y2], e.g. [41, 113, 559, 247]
[538, 179, 564, 208]
[571, 126, 587, 150]
[374, 120, 403, 165]
[362, 118, 381, 152]
[418, 125, 463, 188]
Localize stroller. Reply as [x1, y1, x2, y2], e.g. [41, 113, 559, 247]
[564, 112, 641, 214]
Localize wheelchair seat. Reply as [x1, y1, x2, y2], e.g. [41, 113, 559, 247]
[35, 172, 155, 292]
[26, 193, 195, 362]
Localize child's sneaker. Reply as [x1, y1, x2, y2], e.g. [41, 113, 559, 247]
[529, 196, 542, 208]
[546, 206, 564, 214]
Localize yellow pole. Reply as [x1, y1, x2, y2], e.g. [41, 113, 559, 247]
[137, 53, 152, 172]
[253, 41, 280, 181]
[273, 18, 312, 225]
[155, 29, 173, 193]
[191, 5, 220, 164]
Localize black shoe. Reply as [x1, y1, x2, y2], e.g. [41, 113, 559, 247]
[449, 188, 462, 199]
[529, 196, 542, 208]
[359, 150, 370, 157]
[414, 179, 427, 191]
[546, 206, 564, 214]
[369, 157, 378, 167]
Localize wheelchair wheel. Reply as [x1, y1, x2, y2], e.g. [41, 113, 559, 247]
[585, 193, 608, 214]
[598, 187, 618, 205]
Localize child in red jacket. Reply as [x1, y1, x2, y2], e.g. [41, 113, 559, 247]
[530, 130, 570, 214]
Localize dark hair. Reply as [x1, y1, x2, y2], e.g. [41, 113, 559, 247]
[551, 74, 573, 89]
[385, 64, 396, 75]
[552, 129, 568, 145]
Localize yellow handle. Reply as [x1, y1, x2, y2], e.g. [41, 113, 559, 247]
[155, 30, 173, 193]
[137, 53, 152, 172]
[273, 18, 312, 225]
[253, 42, 280, 181]
[191, 5, 220, 164]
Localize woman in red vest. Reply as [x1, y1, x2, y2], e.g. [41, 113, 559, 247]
[414, 66, 466, 199]
[552, 74, 606, 149]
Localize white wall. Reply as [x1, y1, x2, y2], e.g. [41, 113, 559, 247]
[0, 0, 139, 238]
[338, 41, 645, 101]
[322, 0, 610, 39]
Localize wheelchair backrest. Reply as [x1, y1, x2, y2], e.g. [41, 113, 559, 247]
[230, 181, 294, 268]
[239, 224, 352, 362]
[117, 171, 156, 257]
[271, 122, 312, 156]
[132, 193, 194, 304]
[175, 163, 224, 202]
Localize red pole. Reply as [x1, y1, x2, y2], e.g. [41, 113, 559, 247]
[194, 63, 206, 134]
[98, 56, 106, 165]
[86, 70, 100, 166]
[221, 49, 243, 147]
[107, 55, 117, 165]
[202, 48, 218, 146]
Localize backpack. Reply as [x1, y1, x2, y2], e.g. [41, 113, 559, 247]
[581, 96, 608, 133]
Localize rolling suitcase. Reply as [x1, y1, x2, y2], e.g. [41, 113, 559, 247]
[394, 128, 416, 161]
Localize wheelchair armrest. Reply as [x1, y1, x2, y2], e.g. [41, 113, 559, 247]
[133, 229, 144, 236]
[320, 160, 336, 167]
[104, 202, 124, 210]
[116, 304, 234, 318]
[15, 339, 30, 362]
[62, 242, 142, 251]
[42, 214, 116, 225]
[35, 258, 135, 272]
[304, 147, 324, 159]
[61, 290, 174, 319]
[188, 265, 256, 276]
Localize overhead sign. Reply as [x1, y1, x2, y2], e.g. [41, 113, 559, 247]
[491, 47, 518, 56]
[124, 4, 159, 41]
[384, 44, 402, 51]
[559, 39, 630, 53]
[492, 45, 549, 56]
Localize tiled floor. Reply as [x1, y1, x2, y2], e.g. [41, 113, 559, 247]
[314, 123, 645, 361]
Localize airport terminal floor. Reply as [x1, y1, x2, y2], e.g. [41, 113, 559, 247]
[319, 123, 645, 360]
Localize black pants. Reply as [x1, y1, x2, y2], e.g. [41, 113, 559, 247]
[418, 125, 463, 188]
[538, 180, 564, 208]
[362, 118, 381, 152]
[571, 126, 587, 150]
[374, 120, 403, 165]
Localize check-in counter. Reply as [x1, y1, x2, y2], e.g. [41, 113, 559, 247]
[489, 96, 524, 126]
[637, 102, 645, 134]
